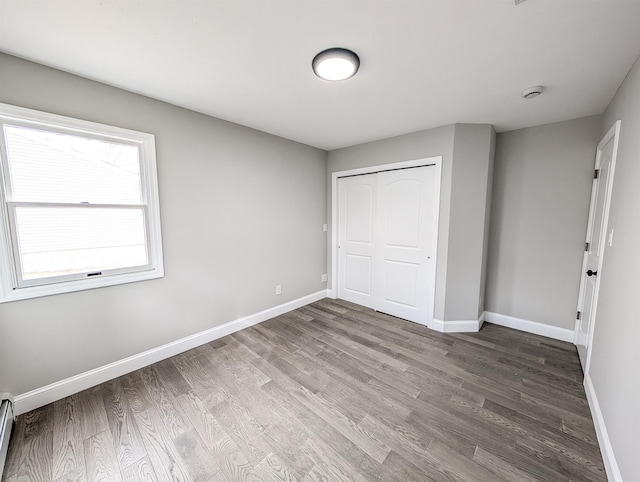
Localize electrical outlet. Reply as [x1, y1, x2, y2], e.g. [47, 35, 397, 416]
[323, 224, 328, 232]
[321, 274, 328, 283]
[275, 284, 282, 295]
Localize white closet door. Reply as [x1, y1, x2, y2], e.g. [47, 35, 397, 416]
[338, 165, 438, 326]
[337, 173, 377, 308]
[375, 167, 436, 325]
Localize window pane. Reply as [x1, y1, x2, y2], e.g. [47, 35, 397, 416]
[14, 206, 148, 280]
[4, 125, 142, 204]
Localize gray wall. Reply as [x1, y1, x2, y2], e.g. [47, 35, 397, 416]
[447, 125, 495, 320]
[328, 125, 455, 321]
[590, 54, 640, 481]
[327, 124, 494, 322]
[478, 132, 496, 316]
[485, 116, 602, 329]
[0, 53, 328, 396]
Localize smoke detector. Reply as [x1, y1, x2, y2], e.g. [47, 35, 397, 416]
[522, 86, 544, 99]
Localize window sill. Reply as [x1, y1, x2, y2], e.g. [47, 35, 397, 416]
[0, 266, 164, 303]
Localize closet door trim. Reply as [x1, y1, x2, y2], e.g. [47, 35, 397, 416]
[330, 156, 442, 329]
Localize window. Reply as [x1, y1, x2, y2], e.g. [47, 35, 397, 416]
[0, 103, 164, 302]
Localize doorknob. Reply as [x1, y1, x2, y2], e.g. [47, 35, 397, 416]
[587, 269, 598, 277]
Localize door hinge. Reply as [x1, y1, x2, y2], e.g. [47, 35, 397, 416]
[585, 242, 590, 252]
[577, 311, 582, 320]
[594, 169, 600, 179]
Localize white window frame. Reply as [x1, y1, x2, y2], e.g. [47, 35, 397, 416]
[0, 103, 164, 303]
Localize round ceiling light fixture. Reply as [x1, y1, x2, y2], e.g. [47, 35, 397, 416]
[522, 85, 545, 99]
[312, 48, 360, 81]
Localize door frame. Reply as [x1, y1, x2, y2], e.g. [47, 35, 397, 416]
[574, 120, 621, 375]
[329, 156, 442, 328]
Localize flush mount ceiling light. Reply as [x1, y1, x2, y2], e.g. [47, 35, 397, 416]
[312, 48, 360, 81]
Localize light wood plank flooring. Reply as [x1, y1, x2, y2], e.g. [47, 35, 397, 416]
[3, 299, 606, 481]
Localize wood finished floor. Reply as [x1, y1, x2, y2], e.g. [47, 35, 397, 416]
[3, 299, 606, 481]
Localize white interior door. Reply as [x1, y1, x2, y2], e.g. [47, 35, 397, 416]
[337, 165, 438, 326]
[576, 122, 620, 371]
[338, 173, 377, 308]
[375, 167, 437, 324]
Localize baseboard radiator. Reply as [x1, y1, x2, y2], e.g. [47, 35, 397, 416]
[0, 394, 14, 480]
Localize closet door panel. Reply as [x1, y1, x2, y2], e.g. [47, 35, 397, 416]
[375, 166, 437, 325]
[337, 174, 377, 308]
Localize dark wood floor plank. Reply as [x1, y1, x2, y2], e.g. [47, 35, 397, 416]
[357, 414, 447, 480]
[133, 408, 193, 482]
[52, 394, 85, 480]
[211, 433, 260, 481]
[254, 452, 296, 482]
[483, 398, 602, 460]
[121, 456, 158, 482]
[53, 465, 87, 482]
[153, 358, 192, 397]
[3, 299, 606, 482]
[139, 365, 191, 439]
[22, 403, 54, 440]
[473, 446, 547, 482]
[16, 431, 53, 482]
[172, 429, 220, 482]
[426, 439, 508, 482]
[100, 379, 147, 470]
[230, 329, 280, 360]
[299, 436, 368, 482]
[209, 398, 269, 466]
[269, 316, 326, 356]
[205, 341, 272, 391]
[291, 386, 391, 464]
[522, 378, 591, 415]
[120, 371, 154, 414]
[380, 450, 436, 482]
[261, 380, 397, 482]
[172, 353, 229, 409]
[83, 429, 122, 481]
[516, 435, 606, 480]
[174, 390, 226, 454]
[213, 375, 316, 479]
[77, 386, 109, 441]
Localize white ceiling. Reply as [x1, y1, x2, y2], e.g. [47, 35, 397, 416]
[1, 1, 640, 151]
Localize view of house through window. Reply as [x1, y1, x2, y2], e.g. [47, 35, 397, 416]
[0, 103, 163, 301]
[5, 126, 149, 282]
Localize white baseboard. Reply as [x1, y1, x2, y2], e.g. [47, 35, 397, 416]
[483, 311, 575, 343]
[14, 290, 328, 416]
[433, 312, 484, 333]
[584, 373, 622, 481]
[326, 289, 337, 299]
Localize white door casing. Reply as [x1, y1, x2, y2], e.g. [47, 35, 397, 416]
[575, 121, 621, 373]
[337, 164, 439, 326]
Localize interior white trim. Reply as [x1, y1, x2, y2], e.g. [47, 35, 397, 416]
[13, 289, 328, 415]
[484, 311, 575, 343]
[0, 102, 165, 303]
[432, 312, 484, 333]
[584, 120, 622, 375]
[584, 373, 622, 481]
[330, 156, 443, 329]
[432, 319, 481, 333]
